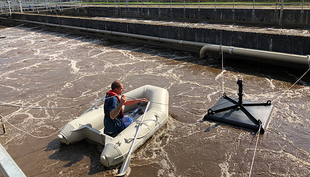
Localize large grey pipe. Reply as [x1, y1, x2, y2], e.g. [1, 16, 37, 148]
[200, 44, 309, 67]
[7, 18, 310, 68]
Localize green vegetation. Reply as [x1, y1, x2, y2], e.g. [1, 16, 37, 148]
[79, 1, 307, 5]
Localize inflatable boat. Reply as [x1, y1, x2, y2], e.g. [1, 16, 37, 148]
[57, 85, 169, 167]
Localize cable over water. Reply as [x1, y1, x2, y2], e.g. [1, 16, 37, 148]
[1, 115, 59, 139]
[0, 93, 168, 139]
[0, 101, 92, 110]
[0, 95, 168, 111]
[248, 122, 262, 177]
[272, 57, 310, 104]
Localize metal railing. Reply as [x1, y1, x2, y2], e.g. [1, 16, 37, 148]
[0, 0, 309, 15]
[0, 0, 82, 14]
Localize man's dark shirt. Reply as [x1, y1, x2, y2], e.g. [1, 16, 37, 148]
[104, 95, 125, 134]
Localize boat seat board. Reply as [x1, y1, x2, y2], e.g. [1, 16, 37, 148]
[75, 125, 106, 145]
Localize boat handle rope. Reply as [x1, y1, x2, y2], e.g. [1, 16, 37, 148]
[123, 118, 160, 143]
[124, 125, 149, 143]
[124, 112, 161, 142]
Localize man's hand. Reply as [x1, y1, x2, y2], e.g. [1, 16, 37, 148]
[139, 98, 148, 103]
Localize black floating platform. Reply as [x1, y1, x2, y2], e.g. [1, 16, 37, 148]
[203, 79, 274, 134]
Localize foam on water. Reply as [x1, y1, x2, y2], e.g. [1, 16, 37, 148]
[0, 25, 309, 176]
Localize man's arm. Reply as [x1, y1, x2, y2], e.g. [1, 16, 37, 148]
[109, 95, 127, 119]
[124, 98, 148, 106]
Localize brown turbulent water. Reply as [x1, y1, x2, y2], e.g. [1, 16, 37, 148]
[0, 24, 309, 177]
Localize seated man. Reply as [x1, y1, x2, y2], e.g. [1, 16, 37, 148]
[104, 80, 147, 136]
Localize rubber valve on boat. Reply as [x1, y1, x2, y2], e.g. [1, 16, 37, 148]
[57, 134, 67, 144]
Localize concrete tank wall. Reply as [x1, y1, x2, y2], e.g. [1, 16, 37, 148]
[9, 12, 310, 56]
[49, 7, 310, 28]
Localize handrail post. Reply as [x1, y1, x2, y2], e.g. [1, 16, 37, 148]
[0, 143, 26, 177]
[6, 0, 12, 16]
[214, 0, 216, 11]
[19, 0, 23, 13]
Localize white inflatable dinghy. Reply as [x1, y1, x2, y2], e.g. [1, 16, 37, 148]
[57, 85, 169, 167]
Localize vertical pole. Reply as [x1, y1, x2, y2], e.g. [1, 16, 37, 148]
[63, 0, 64, 11]
[301, 0, 304, 13]
[252, 0, 255, 21]
[101, 0, 103, 14]
[232, 0, 235, 12]
[158, 0, 160, 17]
[198, 0, 200, 19]
[19, 0, 23, 13]
[7, 0, 12, 16]
[183, 0, 185, 19]
[279, 0, 283, 27]
[214, 0, 216, 12]
[237, 79, 243, 106]
[170, 0, 172, 17]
